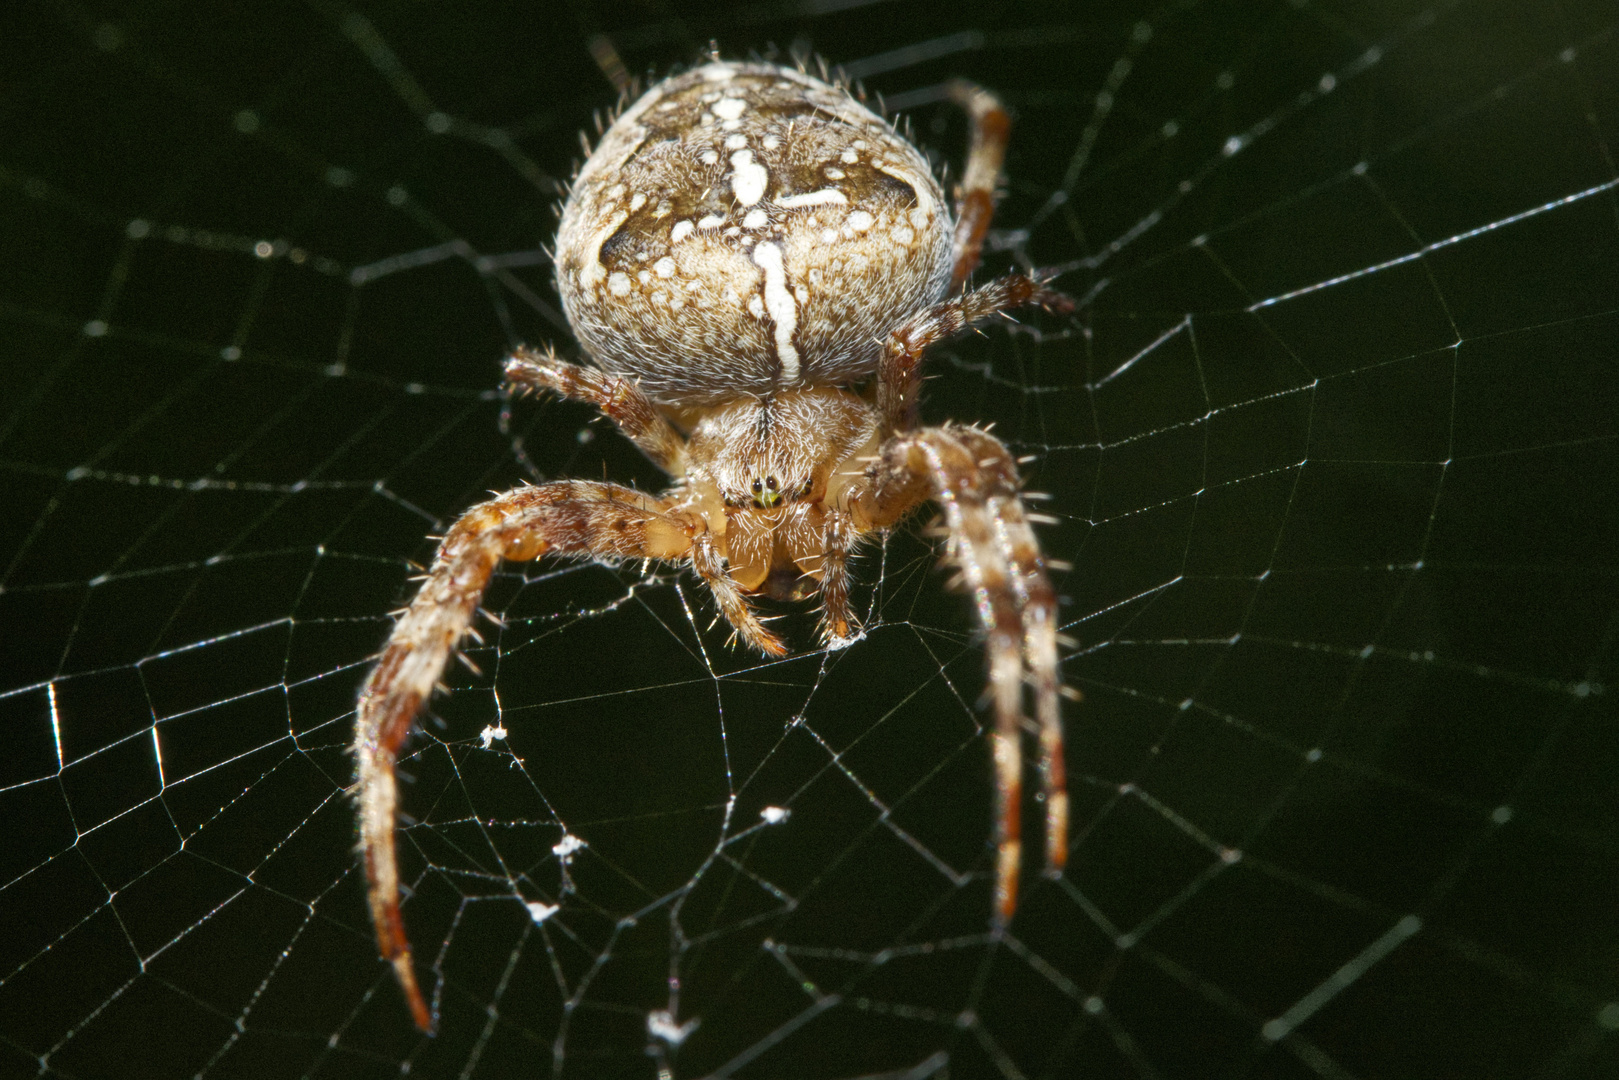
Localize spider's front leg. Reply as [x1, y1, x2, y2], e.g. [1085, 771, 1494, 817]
[690, 528, 788, 656]
[353, 480, 692, 1031]
[850, 425, 1069, 925]
[814, 510, 860, 646]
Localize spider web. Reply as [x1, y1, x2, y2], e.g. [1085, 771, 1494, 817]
[3, 0, 1618, 1077]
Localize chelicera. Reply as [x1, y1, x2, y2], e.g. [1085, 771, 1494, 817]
[354, 58, 1074, 1031]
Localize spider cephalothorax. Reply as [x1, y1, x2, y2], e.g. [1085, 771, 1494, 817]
[682, 387, 879, 605]
[354, 58, 1073, 1032]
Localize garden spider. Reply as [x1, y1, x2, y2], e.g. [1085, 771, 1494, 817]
[354, 58, 1073, 1031]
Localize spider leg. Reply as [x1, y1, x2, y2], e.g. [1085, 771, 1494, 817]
[851, 424, 1066, 924]
[354, 480, 692, 1031]
[814, 509, 860, 645]
[876, 274, 1073, 437]
[945, 79, 1011, 290]
[506, 346, 687, 475]
[690, 530, 788, 656]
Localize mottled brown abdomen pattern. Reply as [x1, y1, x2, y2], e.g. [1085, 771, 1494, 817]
[556, 61, 955, 405]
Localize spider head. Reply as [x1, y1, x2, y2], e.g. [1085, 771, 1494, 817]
[685, 387, 877, 512]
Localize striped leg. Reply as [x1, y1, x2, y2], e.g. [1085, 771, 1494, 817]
[354, 480, 690, 1030]
[853, 424, 1067, 923]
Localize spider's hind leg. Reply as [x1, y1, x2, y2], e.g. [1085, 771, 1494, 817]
[945, 78, 1011, 290]
[876, 274, 1072, 437]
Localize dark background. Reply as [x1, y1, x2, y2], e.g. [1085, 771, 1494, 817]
[2, 1, 1617, 1077]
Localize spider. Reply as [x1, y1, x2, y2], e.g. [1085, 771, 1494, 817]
[354, 58, 1074, 1032]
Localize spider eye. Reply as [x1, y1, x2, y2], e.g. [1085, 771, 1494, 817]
[751, 476, 783, 508]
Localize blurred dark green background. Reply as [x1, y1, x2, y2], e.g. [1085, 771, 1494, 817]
[2, 1, 1617, 1077]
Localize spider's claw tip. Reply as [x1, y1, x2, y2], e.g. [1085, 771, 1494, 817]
[751, 632, 789, 657]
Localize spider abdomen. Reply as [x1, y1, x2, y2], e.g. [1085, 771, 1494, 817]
[556, 61, 954, 405]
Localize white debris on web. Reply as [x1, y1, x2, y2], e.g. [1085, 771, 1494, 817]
[552, 833, 587, 860]
[647, 1009, 699, 1047]
[525, 900, 560, 924]
[760, 806, 791, 824]
[824, 629, 867, 651]
[478, 722, 508, 749]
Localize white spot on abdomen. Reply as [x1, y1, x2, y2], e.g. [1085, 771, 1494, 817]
[730, 149, 768, 206]
[714, 98, 747, 120]
[751, 241, 799, 383]
[776, 189, 848, 209]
